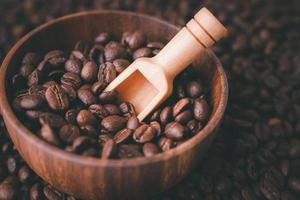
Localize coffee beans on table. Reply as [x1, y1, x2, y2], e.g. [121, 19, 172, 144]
[11, 31, 211, 159]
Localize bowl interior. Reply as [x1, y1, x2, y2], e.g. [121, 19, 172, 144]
[1, 10, 227, 166]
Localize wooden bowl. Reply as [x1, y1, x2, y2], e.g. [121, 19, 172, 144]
[0, 10, 228, 200]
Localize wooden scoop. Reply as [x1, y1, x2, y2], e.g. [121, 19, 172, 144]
[105, 7, 227, 121]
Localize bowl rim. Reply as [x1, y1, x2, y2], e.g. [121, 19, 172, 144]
[0, 9, 228, 168]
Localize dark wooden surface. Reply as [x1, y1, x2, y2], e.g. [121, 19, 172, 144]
[0, 10, 228, 200]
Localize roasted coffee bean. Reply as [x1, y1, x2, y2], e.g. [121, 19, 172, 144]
[95, 32, 110, 44]
[6, 156, 18, 174]
[28, 85, 46, 99]
[147, 42, 164, 49]
[101, 115, 127, 132]
[43, 185, 65, 200]
[48, 55, 66, 67]
[158, 137, 173, 151]
[127, 116, 140, 130]
[44, 50, 66, 66]
[119, 101, 135, 116]
[150, 109, 161, 121]
[186, 81, 203, 98]
[173, 98, 191, 117]
[81, 125, 97, 138]
[101, 139, 117, 159]
[160, 106, 173, 126]
[259, 178, 280, 200]
[77, 88, 97, 106]
[143, 143, 160, 157]
[114, 128, 133, 144]
[288, 177, 300, 194]
[165, 122, 186, 140]
[89, 44, 104, 65]
[263, 166, 285, 188]
[151, 49, 160, 55]
[76, 110, 97, 127]
[44, 50, 64, 61]
[19, 64, 35, 77]
[89, 104, 109, 119]
[104, 104, 121, 115]
[193, 98, 209, 122]
[29, 183, 44, 200]
[61, 72, 82, 90]
[74, 42, 86, 53]
[65, 109, 79, 125]
[133, 47, 152, 60]
[122, 31, 146, 50]
[19, 95, 44, 110]
[65, 58, 82, 74]
[27, 70, 42, 87]
[39, 112, 66, 128]
[98, 90, 118, 103]
[1, 142, 12, 155]
[0, 176, 19, 200]
[72, 136, 95, 153]
[81, 61, 98, 82]
[133, 124, 157, 143]
[104, 42, 127, 62]
[40, 124, 61, 146]
[25, 110, 41, 122]
[59, 124, 80, 144]
[98, 62, 117, 84]
[45, 84, 69, 110]
[118, 144, 143, 158]
[91, 80, 107, 95]
[113, 59, 130, 73]
[61, 84, 77, 101]
[150, 121, 162, 136]
[22, 52, 40, 66]
[18, 165, 31, 184]
[175, 110, 193, 124]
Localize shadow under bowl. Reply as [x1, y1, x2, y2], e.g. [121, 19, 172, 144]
[0, 10, 228, 200]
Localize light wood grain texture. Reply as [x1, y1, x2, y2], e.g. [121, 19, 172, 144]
[105, 7, 227, 121]
[0, 10, 228, 200]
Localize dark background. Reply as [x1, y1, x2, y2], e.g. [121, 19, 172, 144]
[0, 0, 300, 199]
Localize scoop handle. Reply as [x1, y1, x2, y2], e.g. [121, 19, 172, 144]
[153, 7, 227, 79]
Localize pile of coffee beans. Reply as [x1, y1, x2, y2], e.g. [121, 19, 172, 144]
[11, 31, 210, 159]
[1, 0, 299, 199]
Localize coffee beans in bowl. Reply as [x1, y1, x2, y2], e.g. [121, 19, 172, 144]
[11, 31, 211, 159]
[0, 10, 227, 200]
